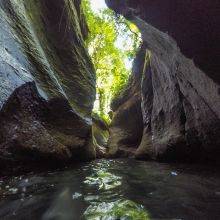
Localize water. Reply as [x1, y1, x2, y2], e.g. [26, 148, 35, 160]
[0, 159, 220, 220]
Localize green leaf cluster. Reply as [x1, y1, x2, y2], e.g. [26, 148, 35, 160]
[82, 0, 141, 118]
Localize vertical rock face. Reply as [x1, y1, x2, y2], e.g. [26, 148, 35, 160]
[106, 0, 220, 163]
[0, 0, 96, 167]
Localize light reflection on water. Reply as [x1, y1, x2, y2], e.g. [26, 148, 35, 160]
[82, 160, 149, 219]
[84, 199, 149, 220]
[0, 159, 220, 220]
[84, 168, 122, 190]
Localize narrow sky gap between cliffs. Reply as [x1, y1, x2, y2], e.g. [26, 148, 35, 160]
[82, 0, 142, 121]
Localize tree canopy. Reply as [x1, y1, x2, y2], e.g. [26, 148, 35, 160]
[82, 0, 141, 120]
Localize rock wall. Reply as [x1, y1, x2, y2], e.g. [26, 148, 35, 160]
[0, 0, 96, 168]
[106, 0, 220, 163]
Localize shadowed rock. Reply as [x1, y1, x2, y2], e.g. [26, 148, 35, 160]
[106, 0, 220, 163]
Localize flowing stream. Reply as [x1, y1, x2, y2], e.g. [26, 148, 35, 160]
[0, 159, 220, 219]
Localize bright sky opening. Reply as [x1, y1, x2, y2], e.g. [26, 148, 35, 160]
[90, 0, 108, 12]
[86, 0, 142, 114]
[89, 0, 134, 70]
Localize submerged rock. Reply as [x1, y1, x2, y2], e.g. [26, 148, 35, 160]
[106, 0, 220, 163]
[0, 0, 96, 169]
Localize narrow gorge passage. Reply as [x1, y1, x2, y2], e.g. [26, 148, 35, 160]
[82, 0, 143, 158]
[0, 0, 220, 219]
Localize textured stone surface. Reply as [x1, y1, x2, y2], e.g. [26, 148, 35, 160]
[0, 0, 96, 167]
[106, 0, 220, 163]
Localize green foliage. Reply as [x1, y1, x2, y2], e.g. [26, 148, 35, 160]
[82, 0, 141, 118]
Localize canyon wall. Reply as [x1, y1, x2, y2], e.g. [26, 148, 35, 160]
[106, 0, 220, 163]
[0, 0, 219, 167]
[0, 0, 96, 168]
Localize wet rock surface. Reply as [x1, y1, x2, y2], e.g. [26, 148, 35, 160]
[0, 159, 220, 220]
[106, 0, 220, 163]
[0, 0, 96, 165]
